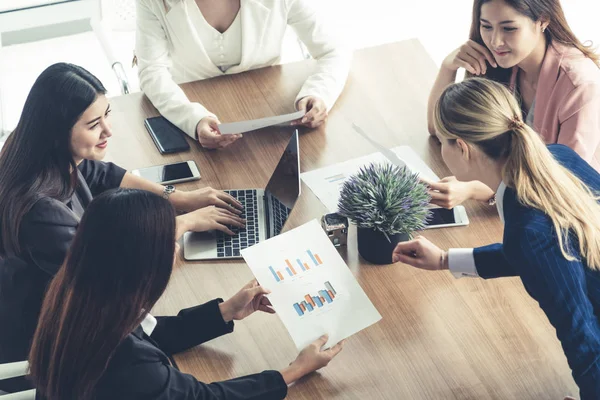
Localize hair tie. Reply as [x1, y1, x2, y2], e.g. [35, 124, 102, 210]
[508, 116, 525, 131]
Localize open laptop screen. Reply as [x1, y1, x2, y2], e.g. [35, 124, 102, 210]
[264, 130, 301, 237]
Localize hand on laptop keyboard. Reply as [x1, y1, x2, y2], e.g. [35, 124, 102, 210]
[217, 190, 260, 257]
[178, 206, 245, 237]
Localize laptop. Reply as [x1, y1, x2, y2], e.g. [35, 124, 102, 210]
[183, 130, 301, 260]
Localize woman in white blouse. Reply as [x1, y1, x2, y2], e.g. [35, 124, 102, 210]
[136, 0, 352, 148]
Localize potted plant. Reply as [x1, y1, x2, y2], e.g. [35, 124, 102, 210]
[338, 163, 431, 265]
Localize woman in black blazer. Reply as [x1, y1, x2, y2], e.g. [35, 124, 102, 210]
[0, 63, 245, 391]
[29, 189, 343, 400]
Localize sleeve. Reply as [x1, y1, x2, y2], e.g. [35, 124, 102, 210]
[509, 228, 600, 399]
[151, 299, 234, 355]
[557, 82, 600, 165]
[447, 248, 479, 278]
[135, 0, 216, 138]
[19, 199, 79, 276]
[122, 362, 287, 400]
[286, 0, 352, 110]
[77, 160, 126, 197]
[472, 243, 518, 279]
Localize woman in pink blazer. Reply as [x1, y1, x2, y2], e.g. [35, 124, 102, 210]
[426, 0, 600, 209]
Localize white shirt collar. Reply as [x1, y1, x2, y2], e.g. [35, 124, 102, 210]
[495, 181, 507, 223]
[141, 313, 157, 336]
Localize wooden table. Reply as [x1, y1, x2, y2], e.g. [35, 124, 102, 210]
[107, 39, 578, 399]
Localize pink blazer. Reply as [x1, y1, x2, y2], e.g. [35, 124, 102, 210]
[509, 43, 600, 171]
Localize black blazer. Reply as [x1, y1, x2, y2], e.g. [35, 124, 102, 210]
[0, 160, 125, 392]
[35, 299, 288, 400]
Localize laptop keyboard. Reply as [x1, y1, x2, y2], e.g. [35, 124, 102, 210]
[268, 192, 292, 236]
[216, 190, 260, 258]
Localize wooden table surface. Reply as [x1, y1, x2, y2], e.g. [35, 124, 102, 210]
[106, 39, 578, 400]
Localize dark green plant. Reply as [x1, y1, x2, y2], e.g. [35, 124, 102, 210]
[338, 163, 431, 237]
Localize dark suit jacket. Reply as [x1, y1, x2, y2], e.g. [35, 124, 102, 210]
[473, 145, 600, 399]
[0, 160, 125, 392]
[35, 299, 288, 400]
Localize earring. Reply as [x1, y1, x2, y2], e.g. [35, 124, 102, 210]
[542, 26, 546, 33]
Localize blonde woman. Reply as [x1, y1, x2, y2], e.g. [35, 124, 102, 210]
[394, 78, 600, 399]
[135, 0, 351, 149]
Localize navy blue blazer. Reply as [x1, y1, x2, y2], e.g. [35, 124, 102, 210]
[473, 145, 600, 399]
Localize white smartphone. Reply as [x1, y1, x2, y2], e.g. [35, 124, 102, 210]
[131, 161, 201, 185]
[424, 206, 469, 229]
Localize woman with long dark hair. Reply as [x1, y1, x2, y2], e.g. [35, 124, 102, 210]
[396, 78, 600, 399]
[29, 189, 342, 400]
[0, 63, 244, 391]
[425, 0, 600, 209]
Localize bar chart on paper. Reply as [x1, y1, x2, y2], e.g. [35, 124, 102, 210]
[242, 220, 382, 350]
[293, 281, 337, 316]
[268, 249, 323, 282]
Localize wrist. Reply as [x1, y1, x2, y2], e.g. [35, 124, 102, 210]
[169, 189, 189, 211]
[219, 300, 233, 323]
[280, 363, 306, 385]
[468, 181, 495, 202]
[440, 251, 449, 270]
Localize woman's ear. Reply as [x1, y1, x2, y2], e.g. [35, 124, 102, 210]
[540, 19, 550, 32]
[456, 138, 471, 161]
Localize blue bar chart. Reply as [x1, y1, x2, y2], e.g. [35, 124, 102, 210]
[268, 249, 324, 283]
[293, 281, 337, 316]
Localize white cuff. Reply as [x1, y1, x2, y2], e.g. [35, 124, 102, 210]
[141, 313, 158, 336]
[448, 248, 479, 279]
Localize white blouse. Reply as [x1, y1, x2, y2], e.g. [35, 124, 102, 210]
[195, 9, 243, 73]
[136, 0, 352, 138]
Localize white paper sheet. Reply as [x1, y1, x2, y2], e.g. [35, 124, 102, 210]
[300, 146, 440, 213]
[218, 110, 305, 135]
[241, 220, 381, 350]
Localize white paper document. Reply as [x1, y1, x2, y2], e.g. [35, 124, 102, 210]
[300, 146, 440, 213]
[241, 220, 381, 350]
[218, 110, 305, 135]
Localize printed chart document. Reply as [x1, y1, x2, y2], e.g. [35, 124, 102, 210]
[218, 110, 305, 135]
[301, 146, 440, 213]
[241, 220, 381, 350]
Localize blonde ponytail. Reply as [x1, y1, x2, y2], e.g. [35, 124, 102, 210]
[434, 78, 600, 270]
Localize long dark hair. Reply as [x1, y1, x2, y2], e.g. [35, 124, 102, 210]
[28, 189, 176, 400]
[0, 63, 106, 257]
[468, 0, 600, 82]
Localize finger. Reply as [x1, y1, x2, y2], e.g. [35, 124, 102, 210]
[248, 285, 271, 298]
[216, 216, 246, 228]
[468, 40, 497, 67]
[463, 47, 487, 74]
[258, 304, 276, 314]
[427, 181, 449, 193]
[302, 108, 318, 124]
[296, 98, 309, 112]
[459, 53, 482, 75]
[440, 176, 455, 182]
[393, 252, 421, 266]
[213, 223, 236, 236]
[326, 341, 345, 357]
[428, 191, 448, 201]
[419, 175, 434, 186]
[217, 207, 245, 219]
[218, 192, 243, 208]
[214, 198, 243, 214]
[314, 334, 329, 347]
[454, 58, 477, 75]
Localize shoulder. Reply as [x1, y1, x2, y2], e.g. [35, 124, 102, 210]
[551, 43, 600, 90]
[547, 144, 600, 191]
[22, 197, 79, 227]
[98, 330, 171, 397]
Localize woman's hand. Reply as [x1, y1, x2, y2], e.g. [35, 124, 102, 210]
[294, 96, 328, 128]
[280, 334, 344, 384]
[219, 280, 275, 322]
[442, 39, 497, 76]
[175, 206, 245, 239]
[176, 187, 243, 214]
[196, 116, 242, 149]
[428, 177, 495, 209]
[392, 236, 448, 271]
